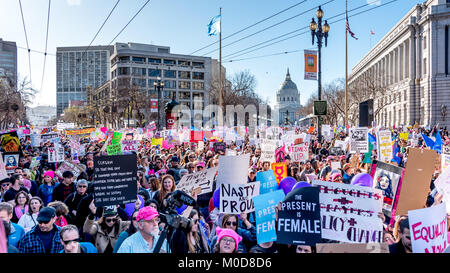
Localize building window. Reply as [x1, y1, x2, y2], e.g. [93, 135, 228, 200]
[132, 78, 146, 88]
[149, 69, 161, 77]
[164, 70, 176, 78]
[423, 58, 427, 75]
[193, 92, 204, 101]
[192, 72, 204, 80]
[148, 58, 161, 64]
[119, 56, 130, 62]
[181, 101, 191, 109]
[192, 61, 204, 68]
[132, 57, 146, 63]
[118, 67, 129, 75]
[179, 92, 190, 100]
[132, 67, 146, 76]
[179, 81, 190, 89]
[164, 80, 176, 89]
[423, 36, 427, 49]
[164, 59, 176, 65]
[178, 71, 191, 79]
[404, 90, 407, 101]
[178, 60, 190, 66]
[192, 82, 204, 90]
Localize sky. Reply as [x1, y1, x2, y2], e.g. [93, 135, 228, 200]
[0, 0, 417, 108]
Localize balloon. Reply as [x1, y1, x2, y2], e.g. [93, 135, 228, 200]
[292, 181, 311, 190]
[176, 204, 187, 214]
[125, 195, 144, 217]
[213, 188, 220, 208]
[351, 173, 373, 187]
[278, 177, 297, 195]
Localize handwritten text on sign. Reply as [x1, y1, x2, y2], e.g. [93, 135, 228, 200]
[312, 180, 384, 243]
[176, 166, 218, 195]
[220, 182, 260, 214]
[290, 143, 309, 163]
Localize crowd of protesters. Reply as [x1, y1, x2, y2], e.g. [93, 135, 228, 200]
[0, 124, 449, 254]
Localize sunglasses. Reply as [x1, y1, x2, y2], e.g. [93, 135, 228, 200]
[38, 220, 50, 224]
[105, 218, 117, 223]
[1, 183, 10, 187]
[188, 166, 194, 169]
[62, 238, 80, 245]
[225, 221, 237, 226]
[78, 185, 87, 188]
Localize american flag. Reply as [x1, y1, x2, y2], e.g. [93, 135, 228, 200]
[346, 15, 358, 40]
[370, 30, 375, 35]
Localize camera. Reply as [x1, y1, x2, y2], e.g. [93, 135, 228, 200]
[159, 190, 196, 229]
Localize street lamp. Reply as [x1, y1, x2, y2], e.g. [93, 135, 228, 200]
[310, 5, 329, 143]
[154, 76, 164, 130]
[285, 110, 289, 125]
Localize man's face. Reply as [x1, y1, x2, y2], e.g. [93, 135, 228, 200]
[138, 217, 160, 237]
[171, 161, 178, 168]
[38, 217, 56, 232]
[20, 158, 27, 166]
[87, 161, 94, 169]
[61, 229, 80, 253]
[0, 210, 12, 223]
[64, 176, 73, 185]
[400, 228, 412, 252]
[77, 183, 87, 195]
[14, 169, 23, 175]
[1, 182, 11, 192]
[17, 175, 24, 186]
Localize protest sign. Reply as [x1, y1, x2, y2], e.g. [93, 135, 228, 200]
[47, 146, 61, 163]
[349, 127, 369, 153]
[277, 187, 322, 246]
[0, 131, 21, 155]
[253, 190, 285, 244]
[393, 148, 438, 217]
[370, 160, 404, 213]
[4, 154, 19, 174]
[322, 124, 332, 141]
[334, 140, 345, 149]
[121, 140, 139, 153]
[271, 163, 287, 184]
[256, 170, 278, 195]
[275, 146, 286, 163]
[220, 182, 260, 214]
[260, 139, 277, 163]
[0, 153, 9, 180]
[213, 142, 226, 154]
[30, 157, 40, 169]
[107, 143, 122, 156]
[150, 137, 163, 147]
[111, 132, 123, 145]
[408, 203, 447, 253]
[433, 164, 450, 213]
[331, 161, 341, 170]
[441, 146, 450, 173]
[226, 149, 236, 156]
[55, 161, 84, 179]
[290, 143, 308, 163]
[316, 243, 389, 253]
[57, 122, 75, 130]
[93, 154, 138, 207]
[30, 134, 41, 147]
[65, 128, 95, 135]
[217, 154, 250, 186]
[312, 180, 384, 243]
[176, 167, 218, 195]
[41, 133, 59, 143]
[377, 130, 393, 162]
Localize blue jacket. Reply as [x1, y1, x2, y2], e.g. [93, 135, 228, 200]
[8, 222, 25, 247]
[59, 242, 98, 253]
[18, 224, 64, 253]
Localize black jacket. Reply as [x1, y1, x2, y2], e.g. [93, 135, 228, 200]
[52, 182, 76, 202]
[64, 192, 88, 220]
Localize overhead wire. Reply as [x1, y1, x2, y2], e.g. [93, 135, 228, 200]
[39, 0, 51, 97]
[18, 0, 33, 85]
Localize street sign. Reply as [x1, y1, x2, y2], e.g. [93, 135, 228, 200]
[314, 101, 327, 116]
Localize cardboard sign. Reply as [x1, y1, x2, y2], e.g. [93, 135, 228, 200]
[350, 154, 359, 170]
[0, 132, 21, 154]
[106, 143, 122, 156]
[4, 153, 19, 174]
[312, 180, 384, 243]
[48, 145, 64, 163]
[0, 152, 9, 179]
[377, 130, 393, 163]
[151, 137, 163, 147]
[271, 163, 287, 184]
[260, 139, 277, 163]
[349, 127, 369, 153]
[334, 140, 346, 149]
[322, 124, 332, 141]
[213, 142, 226, 154]
[55, 161, 84, 179]
[277, 187, 322, 246]
[217, 154, 250, 186]
[393, 148, 438, 216]
[408, 203, 448, 253]
[370, 160, 404, 212]
[93, 154, 138, 207]
[41, 133, 59, 143]
[220, 182, 260, 214]
[316, 243, 389, 253]
[290, 143, 308, 163]
[275, 146, 286, 163]
[176, 166, 218, 195]
[121, 140, 139, 153]
[253, 190, 285, 244]
[331, 161, 341, 170]
[256, 170, 278, 195]
[30, 134, 41, 147]
[433, 165, 450, 213]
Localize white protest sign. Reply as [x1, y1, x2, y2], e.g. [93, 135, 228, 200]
[334, 140, 345, 149]
[322, 124, 332, 141]
[377, 130, 393, 162]
[312, 180, 384, 243]
[260, 139, 276, 163]
[176, 167, 218, 195]
[433, 165, 450, 214]
[441, 146, 450, 173]
[30, 134, 41, 147]
[226, 149, 237, 156]
[331, 161, 341, 170]
[349, 127, 369, 154]
[56, 144, 65, 162]
[408, 203, 448, 253]
[48, 147, 57, 163]
[0, 152, 8, 180]
[217, 154, 250, 186]
[121, 140, 139, 153]
[290, 143, 308, 163]
[220, 182, 260, 214]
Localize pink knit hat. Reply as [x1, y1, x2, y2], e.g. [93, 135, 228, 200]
[216, 227, 242, 247]
[330, 172, 342, 182]
[136, 206, 159, 222]
[43, 171, 55, 179]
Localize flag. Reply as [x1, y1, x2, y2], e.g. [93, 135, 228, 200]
[392, 140, 402, 165]
[422, 134, 435, 148]
[208, 14, 221, 36]
[368, 133, 377, 144]
[434, 130, 443, 154]
[370, 30, 375, 35]
[346, 15, 358, 40]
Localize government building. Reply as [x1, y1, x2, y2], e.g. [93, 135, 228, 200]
[274, 69, 301, 126]
[348, 0, 450, 128]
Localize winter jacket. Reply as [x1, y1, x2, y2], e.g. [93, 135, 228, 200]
[18, 224, 63, 253]
[64, 191, 88, 219]
[52, 182, 76, 202]
[37, 183, 58, 206]
[83, 214, 130, 253]
[17, 213, 38, 233]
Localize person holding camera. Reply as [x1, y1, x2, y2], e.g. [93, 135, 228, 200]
[169, 208, 209, 254]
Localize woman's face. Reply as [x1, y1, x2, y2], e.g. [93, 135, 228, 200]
[219, 236, 236, 253]
[296, 245, 312, 253]
[224, 216, 238, 231]
[163, 178, 173, 191]
[30, 199, 41, 213]
[131, 212, 139, 229]
[383, 232, 395, 245]
[104, 216, 117, 227]
[379, 176, 390, 190]
[17, 193, 27, 205]
[191, 213, 199, 233]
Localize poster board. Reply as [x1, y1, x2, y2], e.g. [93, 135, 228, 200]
[213, 142, 226, 154]
[55, 161, 84, 179]
[176, 167, 218, 195]
[275, 146, 286, 163]
[271, 163, 287, 185]
[290, 143, 309, 163]
[260, 139, 277, 163]
[220, 182, 260, 214]
[441, 146, 450, 173]
[121, 140, 139, 153]
[2, 153, 17, 175]
[253, 190, 285, 244]
[370, 160, 404, 212]
[349, 127, 369, 154]
[0, 131, 22, 156]
[433, 165, 450, 213]
[377, 130, 393, 163]
[256, 170, 278, 195]
[217, 154, 250, 186]
[316, 243, 389, 253]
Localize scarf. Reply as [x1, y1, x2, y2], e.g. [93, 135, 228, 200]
[55, 216, 68, 227]
[14, 205, 29, 220]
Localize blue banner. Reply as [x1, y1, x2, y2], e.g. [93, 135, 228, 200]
[253, 190, 285, 244]
[256, 170, 278, 195]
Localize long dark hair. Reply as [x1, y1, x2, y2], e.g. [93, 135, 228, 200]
[126, 210, 138, 235]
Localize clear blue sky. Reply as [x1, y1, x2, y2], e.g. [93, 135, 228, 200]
[0, 0, 415, 108]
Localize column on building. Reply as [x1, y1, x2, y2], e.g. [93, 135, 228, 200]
[409, 25, 417, 125]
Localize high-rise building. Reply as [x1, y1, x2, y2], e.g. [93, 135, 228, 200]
[56, 45, 113, 116]
[0, 38, 17, 87]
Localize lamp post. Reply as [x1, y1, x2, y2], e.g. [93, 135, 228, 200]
[285, 110, 289, 126]
[153, 76, 164, 130]
[310, 6, 330, 143]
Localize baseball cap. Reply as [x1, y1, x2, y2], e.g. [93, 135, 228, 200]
[136, 206, 159, 222]
[171, 156, 179, 162]
[37, 207, 56, 222]
[196, 161, 206, 168]
[102, 206, 118, 218]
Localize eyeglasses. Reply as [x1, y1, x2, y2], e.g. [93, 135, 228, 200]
[62, 238, 80, 245]
[38, 220, 50, 224]
[225, 221, 237, 226]
[78, 185, 87, 188]
[221, 238, 235, 244]
[1, 183, 10, 187]
[105, 218, 117, 223]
